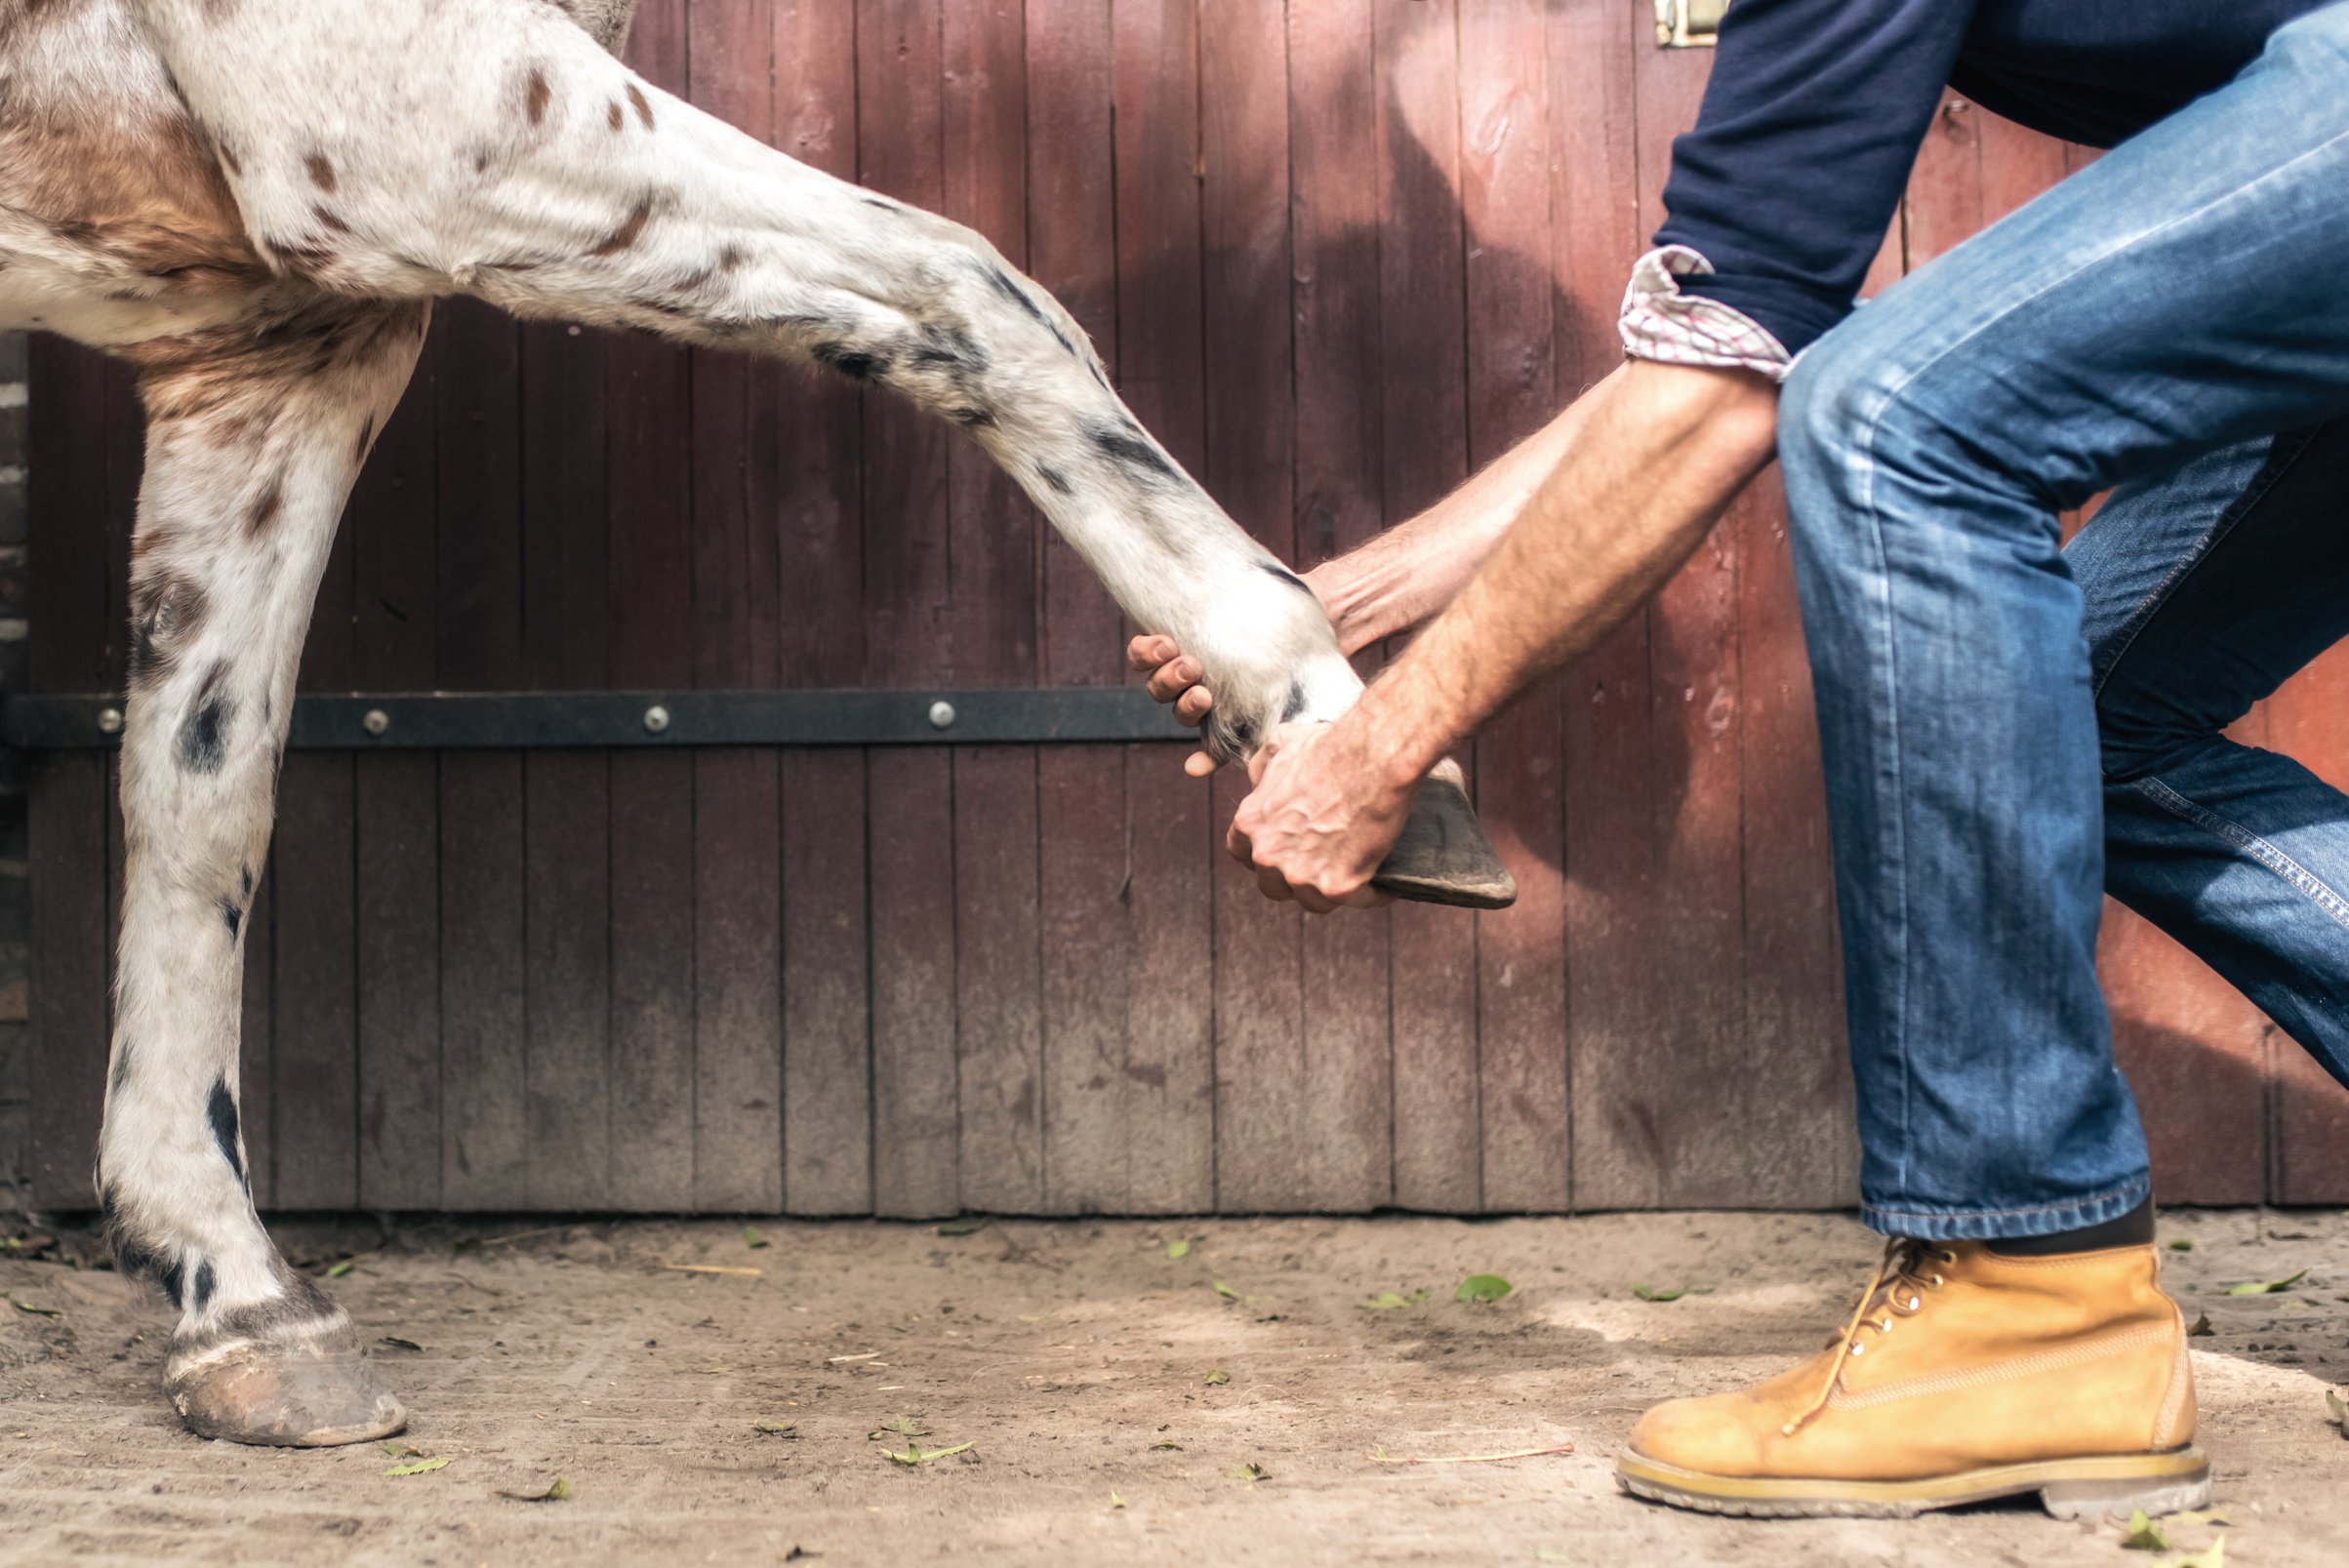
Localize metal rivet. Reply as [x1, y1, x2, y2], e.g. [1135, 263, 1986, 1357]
[361, 708, 390, 737]
[97, 706, 124, 736]
[928, 700, 956, 730]
[643, 704, 670, 735]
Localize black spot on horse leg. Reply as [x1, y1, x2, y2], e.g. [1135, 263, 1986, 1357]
[177, 663, 234, 775]
[951, 406, 997, 429]
[812, 342, 887, 382]
[207, 1077, 245, 1186]
[979, 261, 1049, 326]
[1088, 422, 1179, 484]
[240, 864, 254, 899]
[221, 898, 242, 939]
[189, 1261, 216, 1315]
[1282, 680, 1310, 724]
[1036, 465, 1073, 497]
[110, 1038, 135, 1096]
[157, 1256, 186, 1310]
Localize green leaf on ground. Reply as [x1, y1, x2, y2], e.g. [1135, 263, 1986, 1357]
[1211, 1280, 1240, 1301]
[497, 1474, 570, 1503]
[754, 1421, 799, 1436]
[1110, 1491, 1127, 1509]
[1149, 1441, 1183, 1451]
[1229, 1463, 1268, 1482]
[2327, 1386, 2346, 1427]
[1358, 1289, 1431, 1310]
[882, 1440, 974, 1467]
[2224, 1268, 2307, 1296]
[870, 1417, 930, 1439]
[384, 1456, 450, 1477]
[2175, 1539, 2226, 1568]
[2187, 1312, 2213, 1338]
[1166, 1239, 1191, 1260]
[379, 1337, 423, 1352]
[934, 1216, 987, 1236]
[2167, 1239, 2194, 1252]
[326, 1260, 355, 1279]
[1455, 1274, 1513, 1304]
[2120, 1508, 2171, 1550]
[1631, 1284, 1686, 1303]
[743, 1226, 769, 1250]
[1203, 1370, 1231, 1387]
[7, 1298, 61, 1317]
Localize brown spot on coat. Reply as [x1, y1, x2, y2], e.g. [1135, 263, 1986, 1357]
[312, 204, 351, 235]
[525, 69, 552, 127]
[245, 477, 284, 538]
[304, 152, 336, 192]
[587, 197, 654, 258]
[607, 101, 626, 132]
[627, 83, 655, 130]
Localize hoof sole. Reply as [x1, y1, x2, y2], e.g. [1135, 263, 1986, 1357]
[1373, 765, 1517, 910]
[167, 1322, 407, 1448]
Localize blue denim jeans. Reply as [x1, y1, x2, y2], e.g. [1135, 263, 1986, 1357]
[1776, 3, 2349, 1241]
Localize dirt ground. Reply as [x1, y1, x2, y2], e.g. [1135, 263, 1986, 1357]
[1, 1208, 2343, 1567]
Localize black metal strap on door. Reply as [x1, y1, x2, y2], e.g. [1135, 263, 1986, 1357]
[1, 689, 1198, 750]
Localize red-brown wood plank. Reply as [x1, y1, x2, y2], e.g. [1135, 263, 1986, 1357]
[687, 0, 785, 1215]
[25, 338, 113, 1207]
[1030, 0, 1125, 1213]
[1199, 0, 1306, 1211]
[593, 0, 699, 1214]
[860, 0, 960, 1220]
[1289, 0, 1395, 1210]
[1459, 0, 1566, 1212]
[431, 301, 533, 1209]
[774, 0, 873, 1216]
[944, 0, 1045, 1214]
[350, 341, 440, 1211]
[1379, 0, 1480, 1216]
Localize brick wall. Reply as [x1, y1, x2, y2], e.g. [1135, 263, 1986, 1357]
[0, 332, 28, 1210]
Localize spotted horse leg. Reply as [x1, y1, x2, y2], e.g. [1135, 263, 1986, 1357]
[136, 0, 1513, 906]
[98, 298, 430, 1446]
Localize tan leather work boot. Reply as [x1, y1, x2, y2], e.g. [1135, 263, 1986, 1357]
[1617, 1238, 2207, 1518]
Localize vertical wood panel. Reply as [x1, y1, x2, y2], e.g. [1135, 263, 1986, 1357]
[945, 0, 1045, 1214]
[774, 0, 874, 1216]
[861, 0, 961, 1220]
[350, 350, 440, 1210]
[1200, 0, 1305, 1211]
[1289, 0, 1394, 1210]
[687, 0, 786, 1215]
[25, 339, 113, 1207]
[1459, 0, 1567, 1212]
[1380, 0, 1480, 1216]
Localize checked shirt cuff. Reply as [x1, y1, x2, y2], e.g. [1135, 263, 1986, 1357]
[1618, 245, 1794, 381]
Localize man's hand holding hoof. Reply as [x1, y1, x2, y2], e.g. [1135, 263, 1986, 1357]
[1228, 719, 1408, 915]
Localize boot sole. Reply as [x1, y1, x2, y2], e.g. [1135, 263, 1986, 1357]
[1616, 1446, 2210, 1520]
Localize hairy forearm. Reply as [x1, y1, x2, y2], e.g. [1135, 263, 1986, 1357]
[1348, 361, 1781, 785]
[1311, 368, 1623, 653]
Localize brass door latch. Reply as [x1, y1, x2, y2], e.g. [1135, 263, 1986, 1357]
[1655, 0, 1727, 48]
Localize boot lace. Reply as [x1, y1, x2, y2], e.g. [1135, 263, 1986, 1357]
[1781, 1236, 1958, 1436]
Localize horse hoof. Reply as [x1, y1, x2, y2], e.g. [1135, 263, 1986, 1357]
[1373, 761, 1518, 909]
[165, 1314, 407, 1447]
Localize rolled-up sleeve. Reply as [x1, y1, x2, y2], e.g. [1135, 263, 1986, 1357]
[1648, 0, 1977, 358]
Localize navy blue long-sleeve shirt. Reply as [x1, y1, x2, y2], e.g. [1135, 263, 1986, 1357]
[1658, 0, 2331, 356]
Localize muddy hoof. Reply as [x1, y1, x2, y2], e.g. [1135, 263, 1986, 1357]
[166, 1317, 407, 1447]
[1373, 762, 1518, 910]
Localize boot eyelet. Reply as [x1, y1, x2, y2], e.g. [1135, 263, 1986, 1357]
[1929, 1274, 1944, 1288]
[1935, 1249, 1959, 1266]
[1906, 1294, 1922, 1310]
[1879, 1318, 1894, 1333]
[1848, 1342, 1865, 1355]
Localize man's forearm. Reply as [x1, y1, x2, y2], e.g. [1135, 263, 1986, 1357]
[1350, 361, 1781, 785]
[1312, 369, 1623, 653]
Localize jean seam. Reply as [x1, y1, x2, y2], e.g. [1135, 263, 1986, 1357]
[2088, 427, 2322, 704]
[1863, 1174, 2150, 1226]
[2132, 775, 2349, 933]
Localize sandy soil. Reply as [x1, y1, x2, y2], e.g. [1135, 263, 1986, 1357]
[1, 1208, 2343, 1566]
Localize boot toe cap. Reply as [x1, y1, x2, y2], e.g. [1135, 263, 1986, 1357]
[1629, 1391, 1774, 1476]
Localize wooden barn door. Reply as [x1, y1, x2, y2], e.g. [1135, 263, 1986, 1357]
[23, 1, 2349, 1215]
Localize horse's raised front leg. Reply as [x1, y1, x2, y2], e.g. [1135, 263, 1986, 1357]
[101, 298, 429, 1446]
[139, 0, 1512, 906]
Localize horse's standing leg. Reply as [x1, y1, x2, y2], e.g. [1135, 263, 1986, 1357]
[138, 0, 1512, 905]
[100, 299, 428, 1446]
